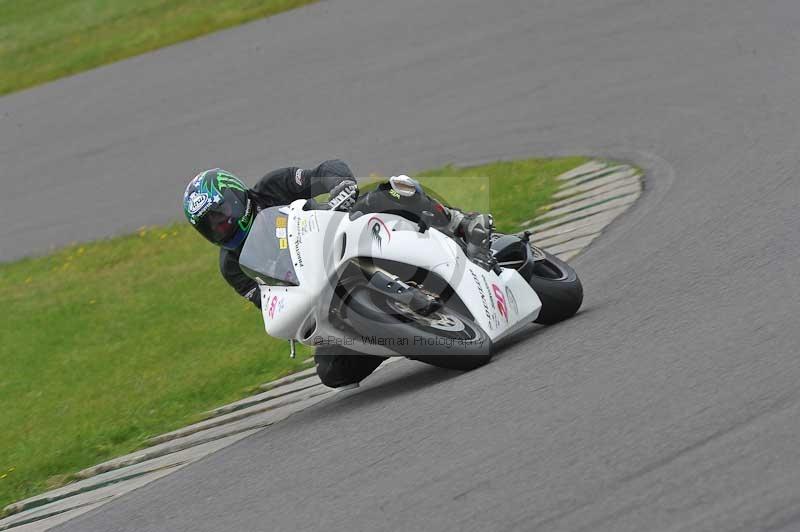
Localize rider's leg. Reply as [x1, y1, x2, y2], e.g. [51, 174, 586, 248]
[353, 184, 493, 246]
[351, 183, 449, 225]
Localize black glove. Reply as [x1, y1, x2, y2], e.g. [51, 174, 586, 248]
[244, 286, 262, 309]
[327, 180, 359, 211]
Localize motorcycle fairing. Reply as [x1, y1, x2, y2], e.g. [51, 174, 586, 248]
[245, 200, 541, 354]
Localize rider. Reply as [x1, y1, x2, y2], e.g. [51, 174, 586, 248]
[183, 160, 492, 388]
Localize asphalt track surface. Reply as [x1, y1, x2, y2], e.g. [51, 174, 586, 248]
[3, 0, 799, 530]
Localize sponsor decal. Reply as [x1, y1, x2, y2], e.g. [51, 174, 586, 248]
[481, 276, 501, 328]
[289, 213, 318, 267]
[505, 287, 518, 316]
[214, 171, 246, 192]
[295, 168, 304, 187]
[275, 215, 289, 242]
[492, 284, 508, 322]
[389, 189, 401, 199]
[469, 269, 495, 330]
[188, 192, 209, 214]
[240, 198, 254, 231]
[368, 216, 391, 250]
[297, 215, 319, 236]
[294, 216, 304, 267]
[267, 296, 286, 320]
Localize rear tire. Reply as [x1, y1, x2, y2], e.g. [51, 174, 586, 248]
[344, 287, 492, 371]
[528, 248, 583, 325]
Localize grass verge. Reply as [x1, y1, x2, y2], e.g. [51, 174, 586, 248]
[0, 156, 586, 512]
[0, 0, 317, 96]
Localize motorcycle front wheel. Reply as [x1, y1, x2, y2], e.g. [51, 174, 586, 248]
[344, 287, 492, 371]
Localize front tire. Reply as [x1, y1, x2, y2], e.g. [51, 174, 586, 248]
[527, 247, 583, 325]
[344, 287, 492, 371]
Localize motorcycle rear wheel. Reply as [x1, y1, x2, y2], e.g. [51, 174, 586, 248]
[527, 247, 584, 325]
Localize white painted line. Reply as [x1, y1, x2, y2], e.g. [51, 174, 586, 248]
[2, 360, 411, 529]
[0, 465, 188, 531]
[207, 374, 323, 418]
[548, 177, 641, 209]
[2, 430, 263, 521]
[149, 384, 331, 446]
[534, 188, 640, 222]
[558, 165, 631, 189]
[258, 366, 318, 391]
[541, 183, 642, 220]
[68, 358, 402, 484]
[524, 193, 640, 233]
[545, 233, 602, 255]
[531, 206, 629, 241]
[2, 500, 109, 532]
[73, 394, 331, 482]
[553, 169, 640, 199]
[534, 223, 606, 248]
[555, 160, 607, 181]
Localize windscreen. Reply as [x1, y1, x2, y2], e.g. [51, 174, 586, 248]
[238, 207, 299, 286]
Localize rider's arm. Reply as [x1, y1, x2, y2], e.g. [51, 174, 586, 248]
[251, 159, 355, 204]
[219, 248, 261, 308]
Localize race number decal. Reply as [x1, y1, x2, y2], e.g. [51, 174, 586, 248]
[492, 284, 508, 322]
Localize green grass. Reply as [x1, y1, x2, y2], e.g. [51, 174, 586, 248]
[415, 157, 587, 232]
[0, 0, 316, 96]
[0, 156, 586, 512]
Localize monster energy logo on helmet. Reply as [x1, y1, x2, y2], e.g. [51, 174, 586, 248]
[215, 170, 247, 192]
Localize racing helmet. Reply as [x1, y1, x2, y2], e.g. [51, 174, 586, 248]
[183, 169, 254, 250]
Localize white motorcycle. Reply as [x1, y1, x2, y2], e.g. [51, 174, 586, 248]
[239, 176, 583, 370]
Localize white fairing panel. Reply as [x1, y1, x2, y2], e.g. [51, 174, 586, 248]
[256, 200, 541, 351]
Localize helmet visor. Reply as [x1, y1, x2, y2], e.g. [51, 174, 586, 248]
[195, 189, 248, 245]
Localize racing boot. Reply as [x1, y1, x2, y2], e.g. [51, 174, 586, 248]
[443, 209, 499, 271]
